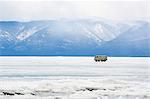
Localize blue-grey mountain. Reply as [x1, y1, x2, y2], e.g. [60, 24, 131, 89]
[0, 19, 149, 56]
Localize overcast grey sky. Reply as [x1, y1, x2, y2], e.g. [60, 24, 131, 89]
[0, 0, 149, 21]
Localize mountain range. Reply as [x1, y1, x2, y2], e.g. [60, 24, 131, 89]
[0, 18, 150, 56]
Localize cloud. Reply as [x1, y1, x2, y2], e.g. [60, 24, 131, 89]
[0, 0, 149, 21]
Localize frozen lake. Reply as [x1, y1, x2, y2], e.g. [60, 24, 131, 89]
[0, 57, 150, 99]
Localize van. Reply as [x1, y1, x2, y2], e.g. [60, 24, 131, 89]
[94, 55, 107, 62]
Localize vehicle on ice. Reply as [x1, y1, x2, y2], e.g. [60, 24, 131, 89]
[94, 55, 107, 62]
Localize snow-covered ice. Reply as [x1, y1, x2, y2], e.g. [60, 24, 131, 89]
[0, 57, 149, 99]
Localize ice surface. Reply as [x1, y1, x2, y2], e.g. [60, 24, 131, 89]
[0, 57, 149, 99]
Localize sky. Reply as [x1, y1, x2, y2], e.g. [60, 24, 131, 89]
[0, 0, 149, 21]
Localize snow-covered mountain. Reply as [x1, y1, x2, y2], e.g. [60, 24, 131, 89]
[0, 19, 149, 56]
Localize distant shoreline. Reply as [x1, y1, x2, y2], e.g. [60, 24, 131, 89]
[0, 55, 149, 57]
